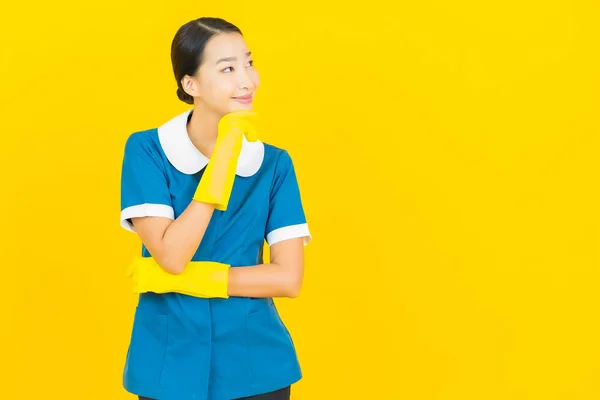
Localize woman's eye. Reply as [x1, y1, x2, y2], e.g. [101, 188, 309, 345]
[222, 60, 253, 73]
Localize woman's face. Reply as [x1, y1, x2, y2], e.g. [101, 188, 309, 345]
[193, 32, 260, 116]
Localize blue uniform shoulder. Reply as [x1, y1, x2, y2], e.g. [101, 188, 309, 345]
[123, 128, 161, 154]
[262, 142, 294, 168]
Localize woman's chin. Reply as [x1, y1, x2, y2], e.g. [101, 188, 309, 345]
[229, 101, 254, 112]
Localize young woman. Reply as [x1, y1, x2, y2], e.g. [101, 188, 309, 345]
[119, 17, 311, 400]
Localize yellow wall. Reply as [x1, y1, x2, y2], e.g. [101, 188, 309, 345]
[1, 1, 599, 399]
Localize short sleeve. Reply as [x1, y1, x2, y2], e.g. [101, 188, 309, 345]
[265, 151, 312, 246]
[120, 132, 174, 232]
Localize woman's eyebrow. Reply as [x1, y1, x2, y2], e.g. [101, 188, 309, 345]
[216, 51, 252, 64]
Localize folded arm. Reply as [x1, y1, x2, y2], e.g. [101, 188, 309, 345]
[130, 200, 215, 274]
[226, 237, 305, 298]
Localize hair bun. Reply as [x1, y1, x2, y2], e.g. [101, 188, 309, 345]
[176, 86, 194, 105]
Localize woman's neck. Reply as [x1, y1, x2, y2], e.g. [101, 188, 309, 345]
[186, 103, 221, 159]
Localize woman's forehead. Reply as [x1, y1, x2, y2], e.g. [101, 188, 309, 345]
[204, 33, 249, 62]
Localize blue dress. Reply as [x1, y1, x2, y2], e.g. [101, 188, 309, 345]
[119, 109, 312, 400]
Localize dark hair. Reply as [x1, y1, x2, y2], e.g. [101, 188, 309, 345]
[171, 17, 243, 104]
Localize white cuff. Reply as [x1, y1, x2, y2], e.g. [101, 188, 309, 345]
[266, 223, 311, 246]
[120, 203, 175, 232]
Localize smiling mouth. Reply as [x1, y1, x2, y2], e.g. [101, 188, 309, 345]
[232, 93, 253, 103]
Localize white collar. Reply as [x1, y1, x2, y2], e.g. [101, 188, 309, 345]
[157, 109, 264, 176]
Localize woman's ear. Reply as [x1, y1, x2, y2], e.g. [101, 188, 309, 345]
[181, 75, 202, 98]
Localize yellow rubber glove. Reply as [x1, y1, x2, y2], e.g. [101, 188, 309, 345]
[126, 256, 230, 298]
[193, 110, 259, 211]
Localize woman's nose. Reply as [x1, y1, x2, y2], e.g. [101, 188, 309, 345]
[237, 73, 254, 91]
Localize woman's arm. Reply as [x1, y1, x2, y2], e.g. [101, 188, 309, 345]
[226, 237, 305, 298]
[131, 200, 215, 275]
[128, 112, 257, 275]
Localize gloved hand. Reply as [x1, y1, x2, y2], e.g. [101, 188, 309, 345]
[126, 256, 230, 298]
[193, 110, 259, 211]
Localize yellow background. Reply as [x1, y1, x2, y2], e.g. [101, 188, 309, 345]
[1, 1, 599, 399]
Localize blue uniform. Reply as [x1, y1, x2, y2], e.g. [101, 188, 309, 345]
[119, 109, 311, 400]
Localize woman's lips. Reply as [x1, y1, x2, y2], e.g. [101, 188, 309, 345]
[232, 94, 253, 104]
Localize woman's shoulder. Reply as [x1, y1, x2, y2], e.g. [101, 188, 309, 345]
[123, 127, 161, 154]
[262, 142, 294, 162]
[260, 142, 300, 176]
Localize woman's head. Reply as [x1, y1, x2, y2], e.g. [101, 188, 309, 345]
[171, 17, 259, 116]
